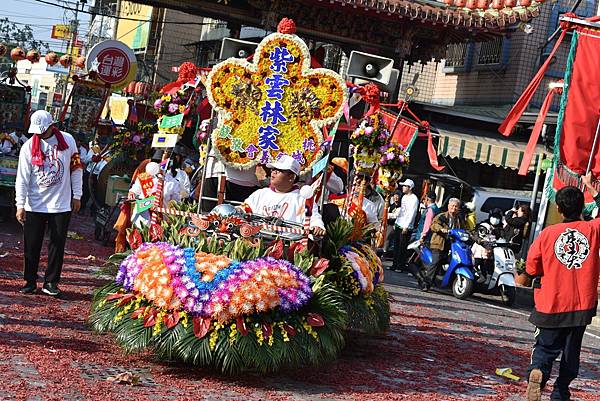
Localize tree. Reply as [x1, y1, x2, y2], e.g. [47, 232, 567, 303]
[0, 18, 49, 52]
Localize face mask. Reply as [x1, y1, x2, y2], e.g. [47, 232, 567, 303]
[490, 217, 500, 226]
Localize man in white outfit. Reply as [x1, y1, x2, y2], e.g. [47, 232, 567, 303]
[242, 155, 325, 236]
[392, 179, 419, 272]
[15, 110, 83, 296]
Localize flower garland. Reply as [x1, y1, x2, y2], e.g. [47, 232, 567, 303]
[205, 20, 347, 174]
[376, 143, 410, 192]
[117, 243, 312, 323]
[350, 112, 390, 150]
[108, 122, 153, 158]
[338, 243, 384, 295]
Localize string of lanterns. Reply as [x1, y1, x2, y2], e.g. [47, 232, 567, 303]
[0, 44, 86, 69]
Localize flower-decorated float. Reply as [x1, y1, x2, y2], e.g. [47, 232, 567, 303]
[89, 19, 405, 374]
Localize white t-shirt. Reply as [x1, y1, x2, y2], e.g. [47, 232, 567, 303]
[395, 192, 419, 229]
[244, 187, 325, 229]
[326, 172, 344, 195]
[362, 198, 380, 225]
[15, 132, 83, 213]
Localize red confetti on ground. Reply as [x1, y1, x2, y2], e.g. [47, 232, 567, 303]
[0, 213, 598, 400]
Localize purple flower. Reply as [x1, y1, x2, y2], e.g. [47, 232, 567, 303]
[168, 103, 179, 114]
[153, 99, 163, 109]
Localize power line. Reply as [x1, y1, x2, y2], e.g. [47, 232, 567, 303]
[32, 0, 223, 25]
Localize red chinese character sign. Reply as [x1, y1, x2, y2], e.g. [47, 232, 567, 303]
[206, 19, 347, 173]
[86, 40, 137, 90]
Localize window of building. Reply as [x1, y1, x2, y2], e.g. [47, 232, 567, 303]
[477, 37, 504, 65]
[445, 42, 469, 68]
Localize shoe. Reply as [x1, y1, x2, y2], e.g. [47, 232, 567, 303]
[550, 385, 571, 401]
[42, 282, 61, 297]
[526, 369, 543, 401]
[19, 282, 37, 294]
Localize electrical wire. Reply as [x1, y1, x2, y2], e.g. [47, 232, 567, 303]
[32, 0, 224, 25]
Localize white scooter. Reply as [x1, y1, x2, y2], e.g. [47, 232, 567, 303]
[472, 235, 517, 306]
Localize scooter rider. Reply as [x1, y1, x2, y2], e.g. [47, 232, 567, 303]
[472, 208, 505, 282]
[419, 198, 465, 290]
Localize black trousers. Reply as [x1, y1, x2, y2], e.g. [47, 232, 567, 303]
[527, 326, 587, 400]
[392, 228, 412, 270]
[23, 211, 71, 285]
[423, 249, 446, 286]
[80, 170, 90, 210]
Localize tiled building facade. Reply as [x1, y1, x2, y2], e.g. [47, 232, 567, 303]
[401, 0, 598, 110]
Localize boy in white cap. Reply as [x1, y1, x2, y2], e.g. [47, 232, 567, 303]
[241, 154, 325, 236]
[392, 178, 419, 271]
[15, 110, 83, 296]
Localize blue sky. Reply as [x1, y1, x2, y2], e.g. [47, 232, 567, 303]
[1, 0, 91, 52]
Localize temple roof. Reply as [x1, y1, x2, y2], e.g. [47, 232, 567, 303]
[134, 0, 545, 57]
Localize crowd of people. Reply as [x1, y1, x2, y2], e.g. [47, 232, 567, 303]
[5, 108, 600, 401]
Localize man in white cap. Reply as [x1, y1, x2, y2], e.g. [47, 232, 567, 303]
[240, 154, 325, 236]
[15, 110, 83, 296]
[392, 178, 419, 271]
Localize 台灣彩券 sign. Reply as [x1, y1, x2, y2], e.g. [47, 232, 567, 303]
[86, 40, 137, 90]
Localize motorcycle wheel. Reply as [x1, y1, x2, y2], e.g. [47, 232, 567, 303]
[500, 285, 516, 307]
[452, 275, 474, 300]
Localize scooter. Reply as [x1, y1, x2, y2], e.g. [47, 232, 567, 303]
[473, 235, 517, 306]
[407, 229, 476, 300]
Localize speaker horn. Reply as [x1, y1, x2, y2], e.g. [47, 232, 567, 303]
[355, 68, 400, 94]
[346, 51, 395, 85]
[219, 38, 258, 60]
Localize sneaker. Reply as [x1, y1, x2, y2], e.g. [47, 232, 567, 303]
[19, 282, 37, 294]
[42, 282, 61, 297]
[526, 369, 543, 401]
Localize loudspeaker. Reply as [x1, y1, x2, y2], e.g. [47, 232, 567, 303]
[219, 38, 258, 60]
[346, 51, 395, 85]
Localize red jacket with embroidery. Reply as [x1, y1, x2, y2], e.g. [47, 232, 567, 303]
[526, 203, 600, 328]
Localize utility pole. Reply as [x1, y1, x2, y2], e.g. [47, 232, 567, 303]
[59, 0, 87, 117]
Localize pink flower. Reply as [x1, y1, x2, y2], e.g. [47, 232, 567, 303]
[168, 103, 179, 114]
[153, 99, 163, 109]
[364, 127, 374, 135]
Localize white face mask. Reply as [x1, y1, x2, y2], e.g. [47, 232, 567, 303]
[490, 217, 500, 226]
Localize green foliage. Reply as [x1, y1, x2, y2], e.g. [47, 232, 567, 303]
[88, 278, 348, 375]
[344, 285, 390, 335]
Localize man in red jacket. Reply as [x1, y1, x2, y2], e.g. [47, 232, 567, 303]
[526, 172, 600, 401]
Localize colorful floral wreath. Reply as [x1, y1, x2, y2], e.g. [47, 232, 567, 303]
[338, 243, 384, 295]
[350, 111, 390, 151]
[206, 19, 347, 173]
[116, 243, 312, 323]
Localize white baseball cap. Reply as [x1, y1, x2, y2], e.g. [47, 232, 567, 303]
[398, 178, 415, 189]
[28, 110, 55, 135]
[266, 154, 301, 176]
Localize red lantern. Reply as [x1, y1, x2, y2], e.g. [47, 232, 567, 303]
[454, 0, 466, 6]
[126, 81, 137, 94]
[466, 0, 477, 9]
[135, 81, 151, 96]
[59, 54, 72, 67]
[477, 0, 489, 8]
[0, 44, 7, 58]
[45, 52, 59, 66]
[519, 0, 531, 5]
[504, 0, 516, 5]
[10, 47, 26, 62]
[492, 0, 504, 9]
[26, 50, 40, 63]
[443, 0, 454, 5]
[75, 56, 86, 69]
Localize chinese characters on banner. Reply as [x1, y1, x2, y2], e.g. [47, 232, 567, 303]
[206, 31, 347, 174]
[97, 48, 130, 84]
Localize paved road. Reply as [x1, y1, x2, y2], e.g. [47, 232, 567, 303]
[0, 216, 599, 401]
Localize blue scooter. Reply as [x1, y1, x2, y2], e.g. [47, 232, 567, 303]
[407, 229, 476, 299]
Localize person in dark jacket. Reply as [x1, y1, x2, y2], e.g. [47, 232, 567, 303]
[418, 198, 465, 290]
[504, 203, 531, 254]
[526, 172, 600, 401]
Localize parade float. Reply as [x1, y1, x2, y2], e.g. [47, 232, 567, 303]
[89, 19, 403, 374]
